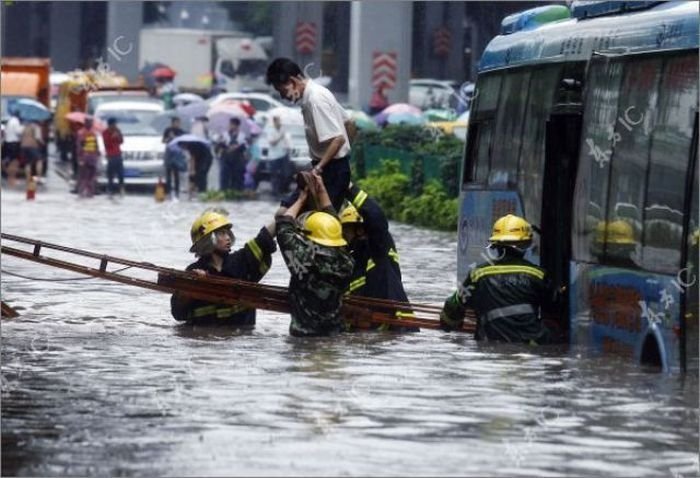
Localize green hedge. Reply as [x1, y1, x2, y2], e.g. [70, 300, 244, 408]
[351, 125, 463, 231]
[352, 124, 463, 198]
[357, 160, 458, 231]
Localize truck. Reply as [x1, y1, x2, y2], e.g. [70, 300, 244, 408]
[139, 28, 270, 94]
[0, 57, 51, 109]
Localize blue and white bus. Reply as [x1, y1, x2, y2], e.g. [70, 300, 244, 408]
[458, 1, 698, 372]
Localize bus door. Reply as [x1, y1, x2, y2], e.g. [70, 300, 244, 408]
[541, 111, 582, 339]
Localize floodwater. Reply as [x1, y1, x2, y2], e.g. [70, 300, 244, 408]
[1, 168, 698, 477]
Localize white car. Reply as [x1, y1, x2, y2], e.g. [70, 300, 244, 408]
[87, 90, 163, 115]
[94, 101, 166, 187]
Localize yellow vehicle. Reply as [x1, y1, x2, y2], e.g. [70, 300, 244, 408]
[53, 70, 131, 162]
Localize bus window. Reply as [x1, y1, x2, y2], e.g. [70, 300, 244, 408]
[642, 53, 699, 273]
[464, 73, 502, 184]
[518, 65, 561, 228]
[606, 57, 663, 267]
[490, 69, 531, 188]
[471, 73, 502, 120]
[572, 58, 624, 263]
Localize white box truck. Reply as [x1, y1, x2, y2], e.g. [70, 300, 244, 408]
[139, 28, 270, 94]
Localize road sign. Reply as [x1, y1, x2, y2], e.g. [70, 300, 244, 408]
[295, 22, 317, 55]
[372, 51, 397, 89]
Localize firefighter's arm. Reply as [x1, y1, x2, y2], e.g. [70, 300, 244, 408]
[226, 225, 278, 281]
[170, 293, 193, 321]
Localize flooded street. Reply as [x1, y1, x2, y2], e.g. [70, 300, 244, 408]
[1, 170, 698, 477]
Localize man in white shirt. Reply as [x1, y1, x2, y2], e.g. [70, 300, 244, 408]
[2, 109, 23, 185]
[266, 58, 356, 213]
[266, 115, 292, 197]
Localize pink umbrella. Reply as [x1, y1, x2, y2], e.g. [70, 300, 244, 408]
[64, 112, 107, 132]
[380, 103, 422, 116]
[207, 103, 251, 136]
[244, 118, 261, 137]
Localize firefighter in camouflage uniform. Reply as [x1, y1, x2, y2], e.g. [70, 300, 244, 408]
[276, 172, 354, 337]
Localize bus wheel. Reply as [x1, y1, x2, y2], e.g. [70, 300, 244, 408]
[640, 335, 662, 370]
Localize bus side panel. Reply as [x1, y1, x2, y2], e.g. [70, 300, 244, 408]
[570, 263, 681, 371]
[458, 190, 536, 283]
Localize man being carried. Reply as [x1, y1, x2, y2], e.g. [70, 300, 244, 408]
[266, 58, 356, 214]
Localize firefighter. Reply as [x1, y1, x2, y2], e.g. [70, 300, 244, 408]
[275, 172, 354, 337]
[592, 219, 639, 268]
[340, 183, 417, 332]
[440, 214, 551, 344]
[170, 208, 276, 327]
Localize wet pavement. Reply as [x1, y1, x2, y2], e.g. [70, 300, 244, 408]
[1, 163, 698, 476]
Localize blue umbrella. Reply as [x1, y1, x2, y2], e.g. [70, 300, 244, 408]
[14, 98, 51, 122]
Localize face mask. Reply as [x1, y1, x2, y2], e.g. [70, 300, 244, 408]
[283, 82, 301, 103]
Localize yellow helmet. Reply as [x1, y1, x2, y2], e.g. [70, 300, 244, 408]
[339, 203, 363, 224]
[489, 214, 532, 243]
[595, 220, 636, 245]
[189, 209, 233, 252]
[303, 212, 347, 247]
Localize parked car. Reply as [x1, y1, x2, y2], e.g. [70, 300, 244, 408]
[94, 101, 166, 188]
[87, 90, 163, 115]
[409, 79, 461, 111]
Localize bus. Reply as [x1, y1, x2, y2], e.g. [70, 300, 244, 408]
[458, 1, 698, 372]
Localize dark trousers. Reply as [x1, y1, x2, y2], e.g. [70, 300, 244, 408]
[165, 164, 180, 196]
[281, 155, 350, 212]
[271, 154, 292, 196]
[107, 155, 124, 194]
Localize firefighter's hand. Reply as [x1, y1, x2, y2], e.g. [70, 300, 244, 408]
[191, 269, 207, 277]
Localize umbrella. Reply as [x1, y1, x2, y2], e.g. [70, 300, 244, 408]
[207, 103, 250, 135]
[216, 99, 256, 118]
[64, 112, 107, 131]
[152, 66, 176, 79]
[381, 103, 422, 116]
[173, 93, 204, 107]
[168, 134, 211, 147]
[139, 62, 169, 89]
[348, 110, 378, 131]
[176, 101, 209, 124]
[386, 112, 426, 126]
[423, 108, 457, 122]
[266, 106, 304, 125]
[14, 99, 51, 122]
[244, 118, 262, 137]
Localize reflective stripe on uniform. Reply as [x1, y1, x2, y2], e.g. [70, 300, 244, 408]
[348, 276, 366, 293]
[388, 248, 399, 264]
[247, 239, 269, 274]
[193, 303, 248, 319]
[366, 259, 376, 272]
[484, 304, 536, 322]
[352, 190, 368, 209]
[395, 310, 416, 319]
[470, 265, 544, 282]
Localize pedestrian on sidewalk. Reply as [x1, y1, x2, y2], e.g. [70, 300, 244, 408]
[103, 117, 124, 198]
[76, 117, 99, 198]
[266, 58, 356, 214]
